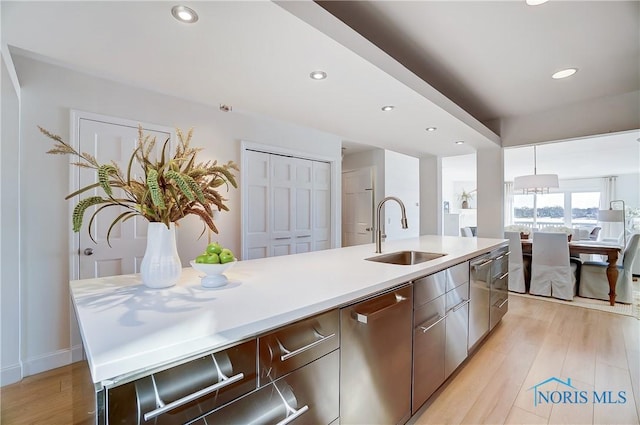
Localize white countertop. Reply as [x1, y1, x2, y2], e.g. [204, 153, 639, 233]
[70, 235, 506, 385]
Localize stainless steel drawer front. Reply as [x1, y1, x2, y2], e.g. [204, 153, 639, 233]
[412, 295, 446, 413]
[445, 281, 469, 312]
[490, 272, 509, 330]
[413, 261, 469, 309]
[445, 292, 469, 378]
[445, 261, 470, 292]
[413, 273, 447, 307]
[259, 309, 339, 385]
[107, 339, 257, 425]
[203, 350, 339, 425]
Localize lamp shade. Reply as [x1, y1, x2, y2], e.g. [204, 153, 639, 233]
[513, 174, 559, 192]
[598, 209, 624, 222]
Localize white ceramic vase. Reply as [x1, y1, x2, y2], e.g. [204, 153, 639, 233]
[140, 222, 182, 288]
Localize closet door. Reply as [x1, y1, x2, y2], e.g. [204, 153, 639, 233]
[293, 158, 313, 254]
[243, 150, 331, 259]
[313, 161, 332, 251]
[271, 155, 295, 256]
[245, 151, 270, 260]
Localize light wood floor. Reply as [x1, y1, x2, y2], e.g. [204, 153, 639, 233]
[1, 296, 638, 425]
[410, 295, 640, 425]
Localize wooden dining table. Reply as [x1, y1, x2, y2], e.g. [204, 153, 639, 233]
[521, 239, 622, 306]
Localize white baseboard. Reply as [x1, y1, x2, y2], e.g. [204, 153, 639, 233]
[71, 343, 85, 363]
[22, 348, 73, 377]
[1, 363, 23, 386]
[2, 345, 86, 385]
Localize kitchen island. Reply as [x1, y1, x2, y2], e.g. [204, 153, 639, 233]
[71, 235, 507, 424]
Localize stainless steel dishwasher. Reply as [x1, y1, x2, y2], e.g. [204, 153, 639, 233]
[340, 284, 413, 425]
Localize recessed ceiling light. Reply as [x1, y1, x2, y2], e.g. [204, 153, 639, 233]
[309, 71, 327, 80]
[455, 141, 465, 145]
[171, 5, 198, 23]
[526, 0, 549, 5]
[552, 68, 578, 79]
[381, 105, 395, 112]
[426, 127, 437, 132]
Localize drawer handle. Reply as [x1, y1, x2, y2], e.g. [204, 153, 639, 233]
[449, 299, 469, 313]
[353, 293, 408, 324]
[296, 235, 311, 238]
[494, 254, 505, 261]
[474, 259, 493, 268]
[274, 237, 291, 240]
[498, 271, 509, 280]
[417, 314, 445, 333]
[143, 355, 244, 421]
[275, 404, 309, 425]
[279, 331, 336, 361]
[494, 298, 508, 309]
[272, 383, 310, 425]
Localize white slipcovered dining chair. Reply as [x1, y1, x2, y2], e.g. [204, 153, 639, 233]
[530, 232, 578, 301]
[460, 227, 474, 237]
[505, 231, 526, 293]
[579, 233, 639, 304]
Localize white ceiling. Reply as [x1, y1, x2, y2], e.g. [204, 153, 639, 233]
[2, 1, 639, 179]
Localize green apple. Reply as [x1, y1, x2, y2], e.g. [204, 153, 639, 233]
[195, 254, 208, 264]
[204, 253, 220, 264]
[206, 242, 222, 255]
[219, 250, 234, 264]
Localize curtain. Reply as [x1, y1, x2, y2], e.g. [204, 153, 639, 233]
[600, 176, 618, 239]
[504, 182, 514, 226]
[600, 176, 616, 207]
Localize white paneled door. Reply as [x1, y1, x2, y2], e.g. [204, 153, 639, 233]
[243, 150, 331, 259]
[75, 116, 171, 279]
[342, 167, 374, 247]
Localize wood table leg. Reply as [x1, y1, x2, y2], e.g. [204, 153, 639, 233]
[605, 251, 619, 306]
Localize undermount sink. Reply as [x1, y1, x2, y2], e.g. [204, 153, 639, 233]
[365, 250, 446, 265]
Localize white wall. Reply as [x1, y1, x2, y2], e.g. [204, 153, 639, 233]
[476, 147, 504, 238]
[1, 54, 22, 385]
[419, 155, 440, 235]
[617, 173, 640, 210]
[11, 54, 341, 378]
[383, 150, 419, 241]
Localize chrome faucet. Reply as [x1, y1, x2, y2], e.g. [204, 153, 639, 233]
[375, 196, 408, 253]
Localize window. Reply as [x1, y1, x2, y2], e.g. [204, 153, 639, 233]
[512, 191, 600, 228]
[513, 193, 565, 226]
[571, 192, 600, 226]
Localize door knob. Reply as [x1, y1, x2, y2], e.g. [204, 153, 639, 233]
[84, 248, 94, 256]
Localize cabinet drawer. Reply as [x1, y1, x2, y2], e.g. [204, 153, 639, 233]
[412, 296, 446, 413]
[445, 261, 470, 292]
[446, 281, 469, 312]
[413, 273, 447, 308]
[203, 349, 339, 425]
[491, 251, 509, 279]
[259, 309, 339, 384]
[107, 339, 257, 425]
[413, 293, 445, 330]
[414, 262, 470, 308]
[490, 273, 509, 330]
